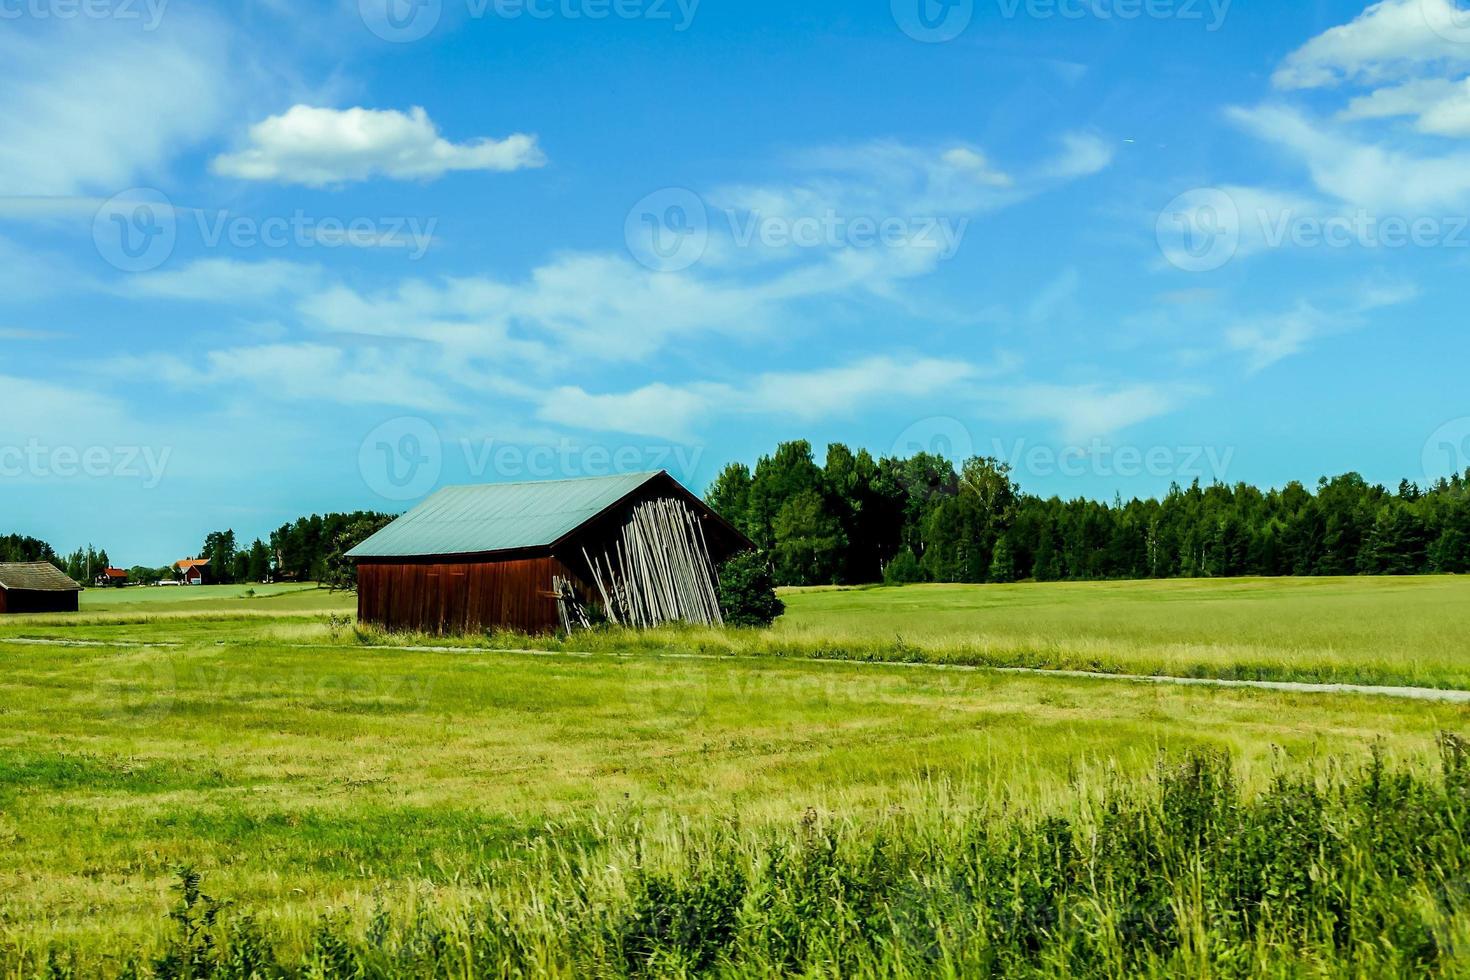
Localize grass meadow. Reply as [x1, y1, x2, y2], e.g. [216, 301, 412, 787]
[2, 577, 1468, 975]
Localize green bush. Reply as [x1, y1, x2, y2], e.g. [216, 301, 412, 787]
[716, 551, 785, 628]
[883, 547, 926, 585]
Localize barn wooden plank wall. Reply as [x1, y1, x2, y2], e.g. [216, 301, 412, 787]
[357, 557, 582, 634]
[580, 499, 724, 628]
[0, 589, 80, 615]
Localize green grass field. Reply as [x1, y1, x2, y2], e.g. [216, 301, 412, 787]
[2, 577, 1468, 975]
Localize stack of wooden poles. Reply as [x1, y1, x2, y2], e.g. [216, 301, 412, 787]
[581, 498, 725, 628]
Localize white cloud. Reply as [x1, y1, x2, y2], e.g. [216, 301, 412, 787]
[1272, 0, 1470, 90]
[1026, 268, 1082, 324]
[1228, 104, 1470, 211]
[538, 356, 982, 440]
[0, 235, 82, 302]
[1340, 77, 1470, 136]
[1224, 282, 1418, 373]
[105, 344, 458, 412]
[0, 18, 233, 195]
[124, 259, 322, 302]
[0, 376, 131, 444]
[537, 383, 713, 442]
[1040, 133, 1116, 180]
[296, 254, 769, 366]
[1224, 304, 1332, 374]
[211, 106, 546, 186]
[990, 383, 1201, 443]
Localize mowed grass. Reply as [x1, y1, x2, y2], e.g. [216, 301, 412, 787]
[10, 575, 1470, 689]
[2, 576, 1468, 969]
[774, 576, 1470, 688]
[79, 584, 331, 608]
[340, 576, 1470, 691]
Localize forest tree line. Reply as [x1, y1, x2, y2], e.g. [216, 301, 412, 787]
[705, 440, 1470, 587]
[2, 512, 392, 588]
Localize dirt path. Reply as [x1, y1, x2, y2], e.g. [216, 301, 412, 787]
[396, 644, 1470, 705]
[8, 634, 1470, 705]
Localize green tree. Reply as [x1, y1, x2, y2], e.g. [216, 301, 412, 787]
[323, 515, 396, 590]
[706, 463, 754, 540]
[772, 489, 848, 586]
[988, 536, 1017, 583]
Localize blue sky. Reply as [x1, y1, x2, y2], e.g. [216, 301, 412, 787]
[3, 0, 1470, 564]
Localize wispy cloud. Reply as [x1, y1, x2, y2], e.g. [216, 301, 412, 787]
[0, 15, 235, 195]
[538, 356, 985, 441]
[984, 382, 1203, 444]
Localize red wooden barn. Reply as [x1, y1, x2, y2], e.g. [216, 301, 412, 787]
[0, 563, 83, 614]
[348, 471, 751, 635]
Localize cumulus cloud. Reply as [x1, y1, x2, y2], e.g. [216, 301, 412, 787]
[211, 105, 546, 186]
[1272, 0, 1470, 90]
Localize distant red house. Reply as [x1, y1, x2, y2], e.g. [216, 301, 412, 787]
[177, 559, 210, 586]
[95, 568, 128, 588]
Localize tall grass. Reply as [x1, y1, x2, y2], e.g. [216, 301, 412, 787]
[15, 738, 1470, 978]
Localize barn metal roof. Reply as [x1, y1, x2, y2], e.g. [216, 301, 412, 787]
[0, 563, 83, 592]
[347, 471, 667, 559]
